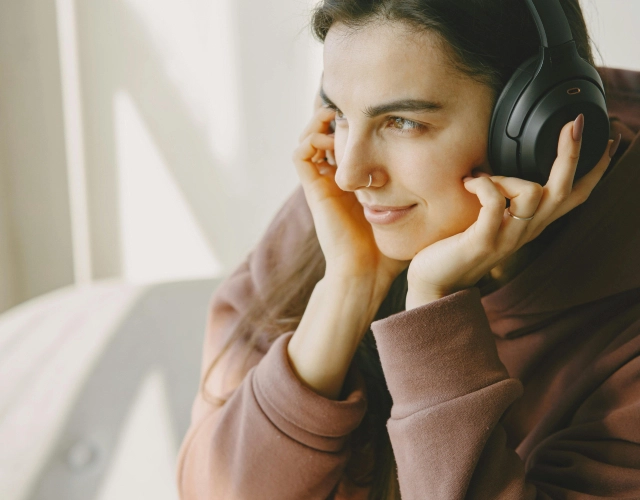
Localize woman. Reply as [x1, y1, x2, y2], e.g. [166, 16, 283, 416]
[176, 1, 640, 498]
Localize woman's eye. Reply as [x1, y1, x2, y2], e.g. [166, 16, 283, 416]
[387, 116, 426, 133]
[325, 106, 426, 134]
[322, 104, 344, 120]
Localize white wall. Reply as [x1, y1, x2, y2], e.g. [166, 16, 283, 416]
[73, 0, 323, 283]
[582, 0, 640, 70]
[0, 0, 638, 313]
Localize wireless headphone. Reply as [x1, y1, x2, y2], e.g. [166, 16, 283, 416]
[488, 0, 610, 185]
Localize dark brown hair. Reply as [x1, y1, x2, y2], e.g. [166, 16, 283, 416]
[201, 1, 597, 498]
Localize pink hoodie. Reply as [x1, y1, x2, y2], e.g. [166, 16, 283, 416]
[176, 67, 640, 499]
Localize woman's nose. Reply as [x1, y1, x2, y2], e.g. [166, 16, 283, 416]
[334, 138, 377, 192]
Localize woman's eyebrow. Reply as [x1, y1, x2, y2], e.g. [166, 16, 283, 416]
[319, 86, 445, 118]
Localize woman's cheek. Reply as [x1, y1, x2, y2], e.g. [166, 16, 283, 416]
[393, 150, 444, 193]
[449, 187, 484, 233]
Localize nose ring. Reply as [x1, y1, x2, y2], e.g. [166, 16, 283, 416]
[366, 174, 372, 188]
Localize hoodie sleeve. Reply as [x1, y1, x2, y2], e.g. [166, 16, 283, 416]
[370, 287, 640, 499]
[175, 186, 368, 500]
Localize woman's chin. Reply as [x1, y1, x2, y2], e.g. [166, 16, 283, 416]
[373, 232, 421, 261]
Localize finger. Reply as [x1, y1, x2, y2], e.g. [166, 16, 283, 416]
[462, 177, 507, 251]
[298, 106, 335, 143]
[545, 136, 618, 222]
[474, 174, 546, 250]
[292, 132, 335, 184]
[311, 148, 325, 163]
[293, 132, 335, 163]
[524, 115, 581, 225]
[495, 181, 542, 249]
[317, 163, 337, 178]
[303, 107, 336, 163]
[485, 176, 543, 220]
[545, 116, 583, 198]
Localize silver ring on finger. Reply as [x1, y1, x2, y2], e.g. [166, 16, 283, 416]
[507, 208, 535, 221]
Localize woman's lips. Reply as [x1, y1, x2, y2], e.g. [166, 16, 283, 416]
[362, 203, 417, 225]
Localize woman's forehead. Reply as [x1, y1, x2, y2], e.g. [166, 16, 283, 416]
[324, 21, 449, 74]
[322, 22, 481, 113]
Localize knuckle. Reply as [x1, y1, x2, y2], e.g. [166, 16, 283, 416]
[549, 190, 568, 205]
[292, 141, 310, 161]
[568, 150, 581, 162]
[487, 198, 506, 212]
[309, 132, 322, 145]
[529, 182, 544, 194]
[526, 183, 544, 198]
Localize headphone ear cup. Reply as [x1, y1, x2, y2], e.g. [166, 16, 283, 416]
[519, 79, 609, 184]
[489, 55, 539, 178]
[489, 53, 609, 185]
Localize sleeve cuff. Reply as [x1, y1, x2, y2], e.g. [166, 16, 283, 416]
[370, 287, 510, 418]
[253, 332, 368, 452]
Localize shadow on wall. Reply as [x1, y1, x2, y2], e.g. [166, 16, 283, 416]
[77, 0, 313, 282]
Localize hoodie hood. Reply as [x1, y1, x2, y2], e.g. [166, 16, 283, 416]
[482, 67, 640, 337]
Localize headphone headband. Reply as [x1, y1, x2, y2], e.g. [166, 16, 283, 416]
[525, 0, 574, 48]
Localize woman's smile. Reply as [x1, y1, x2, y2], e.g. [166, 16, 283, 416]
[362, 203, 418, 225]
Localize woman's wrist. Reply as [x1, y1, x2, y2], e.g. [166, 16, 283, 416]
[405, 286, 449, 310]
[322, 271, 388, 320]
[287, 274, 382, 400]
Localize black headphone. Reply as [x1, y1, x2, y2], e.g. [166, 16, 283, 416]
[488, 0, 610, 185]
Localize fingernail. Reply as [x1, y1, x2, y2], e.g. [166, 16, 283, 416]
[572, 113, 584, 142]
[462, 176, 473, 183]
[609, 133, 622, 158]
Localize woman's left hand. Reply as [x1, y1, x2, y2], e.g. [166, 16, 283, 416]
[405, 117, 621, 309]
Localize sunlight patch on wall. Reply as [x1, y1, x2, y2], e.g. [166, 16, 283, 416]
[95, 368, 178, 500]
[121, 0, 242, 176]
[114, 90, 223, 284]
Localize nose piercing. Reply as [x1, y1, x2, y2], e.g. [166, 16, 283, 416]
[366, 174, 372, 188]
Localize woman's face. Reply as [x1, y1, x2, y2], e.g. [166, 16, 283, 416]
[323, 21, 497, 260]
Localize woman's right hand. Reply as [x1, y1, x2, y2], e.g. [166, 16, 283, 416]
[292, 105, 409, 300]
